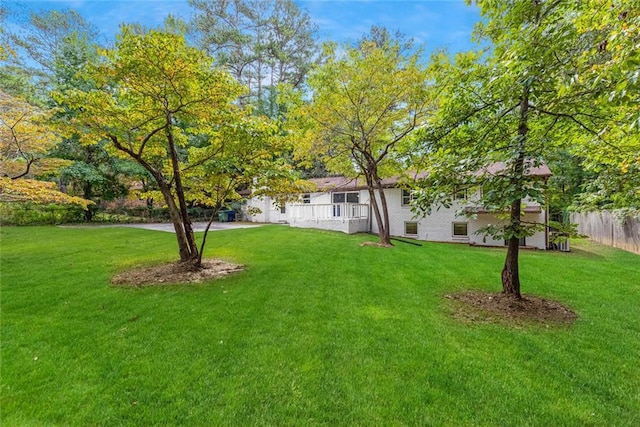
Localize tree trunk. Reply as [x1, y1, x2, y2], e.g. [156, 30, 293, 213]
[366, 185, 384, 241]
[83, 148, 95, 222]
[83, 183, 93, 222]
[374, 180, 392, 246]
[109, 132, 200, 268]
[501, 81, 530, 299]
[197, 202, 223, 265]
[502, 199, 522, 299]
[166, 120, 200, 268]
[157, 182, 194, 264]
[365, 171, 392, 246]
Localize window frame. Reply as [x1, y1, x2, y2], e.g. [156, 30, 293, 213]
[452, 222, 468, 238]
[453, 185, 468, 201]
[401, 189, 416, 207]
[405, 221, 418, 236]
[332, 192, 359, 204]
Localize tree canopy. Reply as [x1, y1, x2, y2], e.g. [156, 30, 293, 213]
[0, 5, 99, 101]
[412, 0, 624, 298]
[0, 90, 91, 208]
[291, 29, 433, 245]
[190, 0, 320, 115]
[58, 27, 299, 266]
[570, 1, 640, 214]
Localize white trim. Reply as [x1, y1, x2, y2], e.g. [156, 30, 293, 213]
[401, 189, 415, 207]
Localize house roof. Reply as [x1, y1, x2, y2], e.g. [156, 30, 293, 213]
[482, 162, 552, 178]
[309, 176, 399, 192]
[309, 162, 552, 192]
[465, 205, 543, 214]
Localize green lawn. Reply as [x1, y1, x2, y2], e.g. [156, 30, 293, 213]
[1, 225, 639, 426]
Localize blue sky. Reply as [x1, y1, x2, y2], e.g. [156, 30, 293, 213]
[10, 0, 481, 53]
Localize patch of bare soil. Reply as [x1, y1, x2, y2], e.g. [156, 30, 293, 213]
[360, 241, 394, 248]
[445, 290, 577, 327]
[111, 259, 244, 287]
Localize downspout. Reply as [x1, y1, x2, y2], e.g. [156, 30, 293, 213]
[544, 176, 549, 249]
[368, 193, 373, 233]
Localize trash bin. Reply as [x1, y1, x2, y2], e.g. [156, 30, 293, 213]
[218, 210, 235, 222]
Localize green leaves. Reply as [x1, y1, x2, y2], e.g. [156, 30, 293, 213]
[294, 31, 432, 178]
[59, 28, 244, 159]
[566, 1, 640, 213]
[56, 26, 302, 262]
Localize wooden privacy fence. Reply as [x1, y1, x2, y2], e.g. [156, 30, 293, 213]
[571, 211, 640, 255]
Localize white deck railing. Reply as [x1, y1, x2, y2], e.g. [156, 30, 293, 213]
[290, 203, 369, 220]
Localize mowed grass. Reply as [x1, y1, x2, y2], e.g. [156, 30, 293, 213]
[1, 225, 639, 426]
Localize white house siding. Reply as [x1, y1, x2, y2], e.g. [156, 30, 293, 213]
[468, 212, 547, 249]
[244, 187, 548, 250]
[364, 187, 547, 249]
[244, 195, 288, 223]
[370, 188, 474, 244]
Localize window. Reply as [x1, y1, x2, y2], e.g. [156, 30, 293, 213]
[302, 193, 310, 204]
[453, 185, 468, 201]
[405, 222, 418, 236]
[332, 192, 359, 203]
[402, 189, 415, 206]
[452, 222, 468, 237]
[505, 237, 526, 246]
[333, 192, 359, 217]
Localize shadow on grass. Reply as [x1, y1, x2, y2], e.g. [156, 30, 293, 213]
[568, 247, 606, 260]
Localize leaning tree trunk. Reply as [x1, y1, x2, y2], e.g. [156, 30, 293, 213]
[166, 119, 200, 268]
[374, 180, 392, 246]
[365, 171, 392, 246]
[157, 181, 196, 264]
[109, 132, 200, 268]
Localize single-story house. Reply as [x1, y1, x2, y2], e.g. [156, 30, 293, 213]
[244, 164, 554, 250]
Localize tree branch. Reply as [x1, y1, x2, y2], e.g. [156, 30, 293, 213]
[530, 106, 623, 153]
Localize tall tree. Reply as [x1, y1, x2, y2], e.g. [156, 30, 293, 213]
[58, 27, 296, 268]
[189, 0, 319, 115]
[570, 1, 640, 214]
[413, 0, 612, 299]
[0, 5, 99, 101]
[46, 14, 136, 221]
[292, 29, 433, 246]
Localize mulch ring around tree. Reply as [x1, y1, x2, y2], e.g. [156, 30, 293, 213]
[445, 290, 578, 327]
[111, 259, 244, 287]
